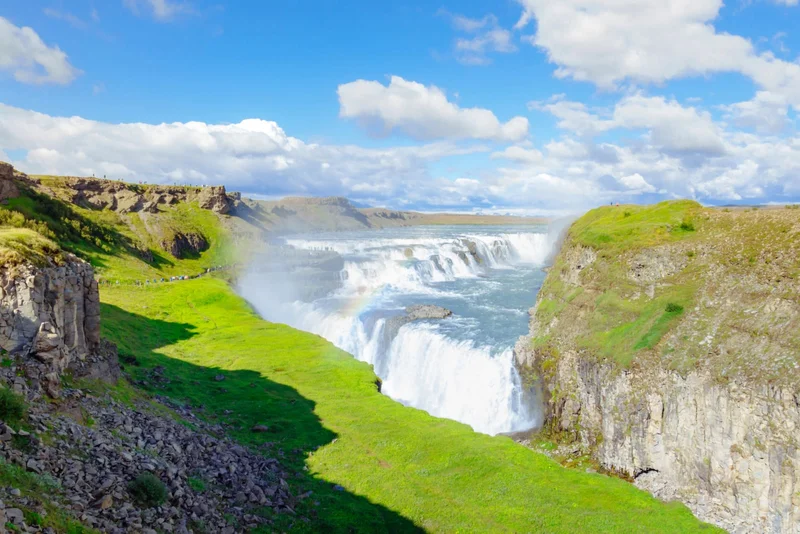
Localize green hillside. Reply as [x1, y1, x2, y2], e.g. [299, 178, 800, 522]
[532, 200, 800, 385]
[0, 173, 719, 532]
[101, 278, 716, 533]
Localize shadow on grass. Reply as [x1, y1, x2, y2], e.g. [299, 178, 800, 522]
[100, 303, 423, 534]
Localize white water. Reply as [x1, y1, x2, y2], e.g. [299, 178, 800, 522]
[241, 225, 556, 435]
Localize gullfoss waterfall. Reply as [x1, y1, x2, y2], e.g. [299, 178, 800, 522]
[240, 225, 557, 435]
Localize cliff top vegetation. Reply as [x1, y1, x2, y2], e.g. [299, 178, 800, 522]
[533, 200, 800, 387]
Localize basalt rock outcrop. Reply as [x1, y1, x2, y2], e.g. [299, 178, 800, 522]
[36, 174, 236, 216]
[0, 256, 101, 391]
[0, 162, 19, 203]
[0, 258, 103, 399]
[196, 185, 233, 215]
[382, 305, 453, 350]
[515, 204, 800, 534]
[160, 232, 209, 259]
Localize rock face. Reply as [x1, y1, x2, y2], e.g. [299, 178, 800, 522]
[0, 161, 19, 203]
[160, 232, 208, 259]
[196, 185, 232, 214]
[518, 340, 799, 533]
[382, 305, 453, 353]
[36, 174, 236, 216]
[0, 257, 100, 376]
[516, 230, 800, 533]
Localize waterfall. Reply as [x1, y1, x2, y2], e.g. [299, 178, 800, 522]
[241, 227, 556, 435]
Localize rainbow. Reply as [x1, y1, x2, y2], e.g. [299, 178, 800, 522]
[336, 285, 385, 317]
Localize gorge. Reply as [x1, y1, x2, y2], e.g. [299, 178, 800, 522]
[0, 162, 794, 533]
[239, 226, 559, 435]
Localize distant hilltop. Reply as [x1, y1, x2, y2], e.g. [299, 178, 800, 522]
[1, 163, 545, 236]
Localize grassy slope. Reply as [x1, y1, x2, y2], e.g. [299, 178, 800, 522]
[1, 181, 236, 281]
[101, 279, 716, 533]
[1, 176, 716, 532]
[533, 201, 800, 385]
[0, 227, 63, 267]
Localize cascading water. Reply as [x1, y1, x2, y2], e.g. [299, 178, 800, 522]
[239, 225, 556, 435]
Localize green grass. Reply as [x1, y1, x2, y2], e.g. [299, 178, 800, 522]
[100, 278, 717, 533]
[0, 386, 26, 425]
[0, 182, 235, 281]
[533, 201, 707, 368]
[577, 281, 698, 367]
[0, 228, 63, 267]
[535, 200, 800, 384]
[569, 200, 703, 252]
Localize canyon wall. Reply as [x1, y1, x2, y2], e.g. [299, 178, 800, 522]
[516, 203, 800, 533]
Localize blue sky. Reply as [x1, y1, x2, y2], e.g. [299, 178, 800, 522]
[1, 0, 800, 214]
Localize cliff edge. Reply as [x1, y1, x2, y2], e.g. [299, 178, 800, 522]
[516, 201, 800, 533]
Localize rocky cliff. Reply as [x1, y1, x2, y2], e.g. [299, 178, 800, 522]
[516, 201, 800, 533]
[0, 254, 101, 396]
[38, 176, 236, 216]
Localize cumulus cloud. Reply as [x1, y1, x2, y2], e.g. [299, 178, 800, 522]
[618, 173, 657, 193]
[0, 103, 489, 207]
[338, 76, 529, 142]
[532, 94, 726, 155]
[0, 17, 81, 84]
[491, 108, 800, 205]
[721, 91, 791, 133]
[513, 0, 800, 107]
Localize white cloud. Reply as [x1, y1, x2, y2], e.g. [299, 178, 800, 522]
[0, 103, 487, 206]
[439, 10, 517, 65]
[440, 11, 497, 32]
[491, 145, 543, 164]
[530, 95, 614, 136]
[618, 173, 656, 193]
[613, 95, 726, 155]
[455, 29, 516, 65]
[0, 17, 81, 85]
[338, 76, 529, 142]
[513, 0, 800, 107]
[491, 92, 800, 207]
[124, 0, 194, 21]
[532, 93, 726, 155]
[721, 91, 791, 133]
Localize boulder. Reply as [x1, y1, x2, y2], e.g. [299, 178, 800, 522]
[32, 322, 68, 369]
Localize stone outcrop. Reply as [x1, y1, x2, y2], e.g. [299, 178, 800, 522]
[517, 338, 799, 533]
[196, 185, 232, 214]
[35, 174, 236, 216]
[160, 232, 208, 259]
[516, 231, 800, 533]
[382, 305, 453, 355]
[0, 256, 100, 376]
[406, 304, 453, 320]
[0, 161, 19, 203]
